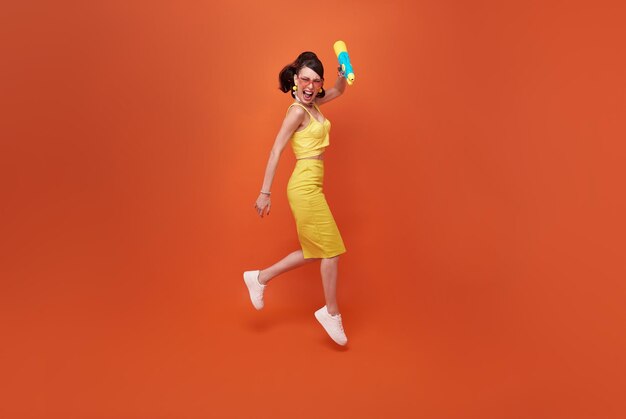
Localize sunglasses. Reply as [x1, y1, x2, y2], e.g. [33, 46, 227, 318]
[297, 75, 324, 87]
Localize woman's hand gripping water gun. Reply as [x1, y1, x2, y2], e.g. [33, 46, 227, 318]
[333, 40, 355, 85]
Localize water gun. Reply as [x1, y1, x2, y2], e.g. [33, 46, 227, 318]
[333, 40, 355, 85]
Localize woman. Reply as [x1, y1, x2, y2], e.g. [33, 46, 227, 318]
[243, 51, 349, 346]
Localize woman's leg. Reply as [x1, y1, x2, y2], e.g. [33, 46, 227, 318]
[315, 255, 347, 345]
[258, 249, 317, 285]
[320, 256, 340, 315]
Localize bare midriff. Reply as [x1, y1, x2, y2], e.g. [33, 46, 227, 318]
[296, 153, 324, 160]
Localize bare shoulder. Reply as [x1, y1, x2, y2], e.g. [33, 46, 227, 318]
[287, 102, 306, 115]
[278, 103, 307, 132]
[285, 103, 307, 122]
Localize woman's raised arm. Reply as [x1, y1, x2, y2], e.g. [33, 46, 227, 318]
[316, 69, 347, 106]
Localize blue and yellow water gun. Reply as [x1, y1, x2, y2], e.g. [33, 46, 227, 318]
[333, 40, 355, 85]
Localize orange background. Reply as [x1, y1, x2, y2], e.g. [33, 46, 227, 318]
[2, 0, 625, 418]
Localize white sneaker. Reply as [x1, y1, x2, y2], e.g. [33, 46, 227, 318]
[243, 270, 265, 310]
[314, 306, 348, 346]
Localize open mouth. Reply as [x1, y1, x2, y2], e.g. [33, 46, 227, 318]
[302, 90, 314, 100]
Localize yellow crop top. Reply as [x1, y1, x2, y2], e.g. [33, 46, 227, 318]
[287, 102, 331, 159]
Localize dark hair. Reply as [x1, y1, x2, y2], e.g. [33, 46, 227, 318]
[278, 51, 326, 98]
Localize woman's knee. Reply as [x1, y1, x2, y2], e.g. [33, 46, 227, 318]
[321, 255, 339, 265]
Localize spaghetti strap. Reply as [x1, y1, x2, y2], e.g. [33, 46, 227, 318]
[288, 102, 314, 118]
[288, 102, 326, 124]
[312, 103, 326, 123]
[288, 100, 331, 159]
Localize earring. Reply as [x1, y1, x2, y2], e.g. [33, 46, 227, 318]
[318, 88, 323, 93]
[292, 85, 297, 91]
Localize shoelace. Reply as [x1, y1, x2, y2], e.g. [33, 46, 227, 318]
[332, 315, 345, 333]
[255, 286, 264, 301]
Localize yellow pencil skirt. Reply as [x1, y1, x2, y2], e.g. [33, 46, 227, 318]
[287, 159, 347, 259]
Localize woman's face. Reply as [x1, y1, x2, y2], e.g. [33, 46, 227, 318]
[294, 66, 324, 105]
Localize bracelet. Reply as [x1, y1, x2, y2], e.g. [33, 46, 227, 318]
[260, 190, 271, 196]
